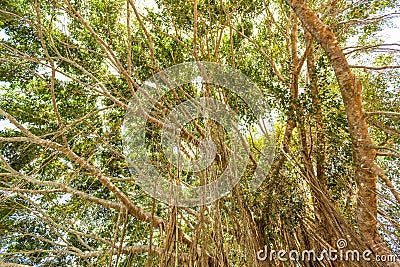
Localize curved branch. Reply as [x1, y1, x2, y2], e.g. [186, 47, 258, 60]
[349, 65, 400, 70]
[366, 111, 400, 117]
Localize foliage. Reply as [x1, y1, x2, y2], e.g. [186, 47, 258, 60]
[0, 0, 399, 266]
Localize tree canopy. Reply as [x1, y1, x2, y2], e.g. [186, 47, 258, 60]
[0, 0, 399, 266]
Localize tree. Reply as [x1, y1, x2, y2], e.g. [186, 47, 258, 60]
[286, 0, 399, 260]
[0, 0, 399, 266]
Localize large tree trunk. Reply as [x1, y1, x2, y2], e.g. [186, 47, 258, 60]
[285, 0, 396, 261]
